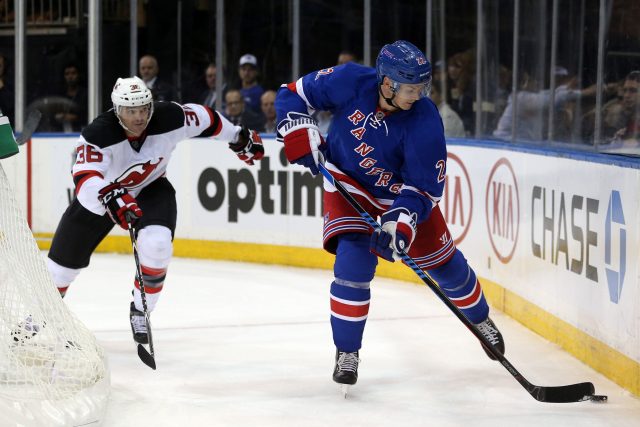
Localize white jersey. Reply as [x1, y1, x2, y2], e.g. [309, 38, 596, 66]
[73, 101, 240, 215]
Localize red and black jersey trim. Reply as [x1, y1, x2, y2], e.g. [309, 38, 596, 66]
[73, 170, 104, 194]
[197, 106, 222, 138]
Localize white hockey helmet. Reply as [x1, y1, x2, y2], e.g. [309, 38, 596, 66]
[111, 76, 154, 132]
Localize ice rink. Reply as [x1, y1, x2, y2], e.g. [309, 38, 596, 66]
[62, 253, 640, 427]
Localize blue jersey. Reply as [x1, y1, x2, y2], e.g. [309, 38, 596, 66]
[275, 63, 446, 222]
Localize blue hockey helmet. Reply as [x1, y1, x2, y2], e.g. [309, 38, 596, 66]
[376, 40, 432, 97]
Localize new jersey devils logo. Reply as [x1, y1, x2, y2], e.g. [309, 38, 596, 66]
[116, 158, 163, 189]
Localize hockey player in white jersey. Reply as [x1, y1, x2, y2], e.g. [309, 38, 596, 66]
[47, 76, 264, 345]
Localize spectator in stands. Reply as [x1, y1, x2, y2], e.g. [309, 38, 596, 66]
[260, 90, 277, 133]
[138, 54, 175, 102]
[580, 78, 625, 142]
[447, 50, 475, 134]
[337, 50, 357, 65]
[0, 53, 14, 125]
[238, 54, 264, 115]
[609, 70, 640, 145]
[195, 63, 226, 109]
[53, 63, 88, 132]
[493, 66, 602, 141]
[430, 82, 465, 138]
[224, 89, 265, 132]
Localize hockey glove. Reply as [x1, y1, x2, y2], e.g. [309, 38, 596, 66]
[98, 183, 143, 230]
[277, 112, 325, 175]
[369, 207, 418, 262]
[229, 126, 264, 166]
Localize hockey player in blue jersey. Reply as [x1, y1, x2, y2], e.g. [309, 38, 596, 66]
[275, 40, 505, 391]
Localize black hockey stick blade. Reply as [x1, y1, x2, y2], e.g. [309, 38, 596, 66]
[529, 381, 595, 403]
[16, 109, 42, 145]
[137, 344, 156, 370]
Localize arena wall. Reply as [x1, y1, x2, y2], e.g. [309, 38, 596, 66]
[6, 135, 639, 396]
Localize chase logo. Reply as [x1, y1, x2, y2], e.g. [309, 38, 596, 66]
[604, 190, 626, 304]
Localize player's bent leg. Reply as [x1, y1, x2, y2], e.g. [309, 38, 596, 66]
[47, 258, 82, 298]
[129, 225, 172, 344]
[331, 233, 377, 386]
[428, 249, 505, 359]
[133, 225, 173, 312]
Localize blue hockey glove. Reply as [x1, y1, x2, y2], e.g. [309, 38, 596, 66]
[370, 207, 418, 262]
[277, 112, 326, 175]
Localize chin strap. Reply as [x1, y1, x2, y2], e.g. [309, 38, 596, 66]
[378, 84, 398, 110]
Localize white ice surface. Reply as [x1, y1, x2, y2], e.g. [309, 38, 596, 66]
[60, 253, 640, 427]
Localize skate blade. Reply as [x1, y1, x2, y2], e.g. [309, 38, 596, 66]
[339, 384, 351, 398]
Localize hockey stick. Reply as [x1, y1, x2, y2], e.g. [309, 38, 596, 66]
[16, 110, 42, 146]
[126, 212, 157, 370]
[317, 162, 606, 403]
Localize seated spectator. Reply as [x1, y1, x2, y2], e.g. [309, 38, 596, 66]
[53, 63, 88, 132]
[195, 63, 226, 109]
[260, 90, 277, 133]
[609, 70, 640, 145]
[238, 54, 264, 114]
[493, 67, 602, 141]
[337, 50, 358, 65]
[224, 89, 265, 132]
[139, 54, 175, 102]
[430, 82, 465, 138]
[447, 50, 475, 133]
[0, 53, 14, 125]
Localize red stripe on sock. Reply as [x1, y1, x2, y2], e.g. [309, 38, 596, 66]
[330, 298, 369, 318]
[134, 279, 164, 294]
[452, 280, 483, 308]
[141, 265, 166, 276]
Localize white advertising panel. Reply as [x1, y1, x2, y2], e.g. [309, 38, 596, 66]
[25, 136, 640, 364]
[443, 146, 639, 363]
[28, 137, 324, 246]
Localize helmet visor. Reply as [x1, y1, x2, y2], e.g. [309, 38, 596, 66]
[394, 81, 432, 99]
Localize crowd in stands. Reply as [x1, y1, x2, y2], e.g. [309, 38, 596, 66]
[2, 46, 639, 149]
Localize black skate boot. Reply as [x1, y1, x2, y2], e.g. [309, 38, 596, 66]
[333, 349, 360, 394]
[129, 302, 148, 344]
[475, 317, 505, 360]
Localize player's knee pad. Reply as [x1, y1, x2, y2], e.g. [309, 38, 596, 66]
[137, 225, 173, 268]
[47, 258, 82, 296]
[427, 249, 474, 291]
[333, 233, 377, 283]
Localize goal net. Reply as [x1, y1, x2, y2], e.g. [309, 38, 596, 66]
[0, 162, 110, 426]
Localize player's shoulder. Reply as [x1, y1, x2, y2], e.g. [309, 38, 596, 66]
[81, 110, 125, 148]
[410, 97, 442, 123]
[146, 101, 185, 135]
[306, 63, 376, 106]
[405, 98, 445, 143]
[326, 62, 376, 85]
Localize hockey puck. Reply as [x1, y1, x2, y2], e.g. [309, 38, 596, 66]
[589, 394, 608, 403]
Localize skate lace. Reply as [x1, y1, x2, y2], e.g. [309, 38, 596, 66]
[131, 314, 147, 334]
[337, 352, 360, 373]
[476, 319, 499, 345]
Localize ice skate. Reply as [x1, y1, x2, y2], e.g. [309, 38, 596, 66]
[129, 302, 148, 344]
[475, 317, 505, 360]
[333, 350, 359, 397]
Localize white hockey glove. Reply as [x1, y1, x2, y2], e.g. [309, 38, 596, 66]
[369, 207, 418, 262]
